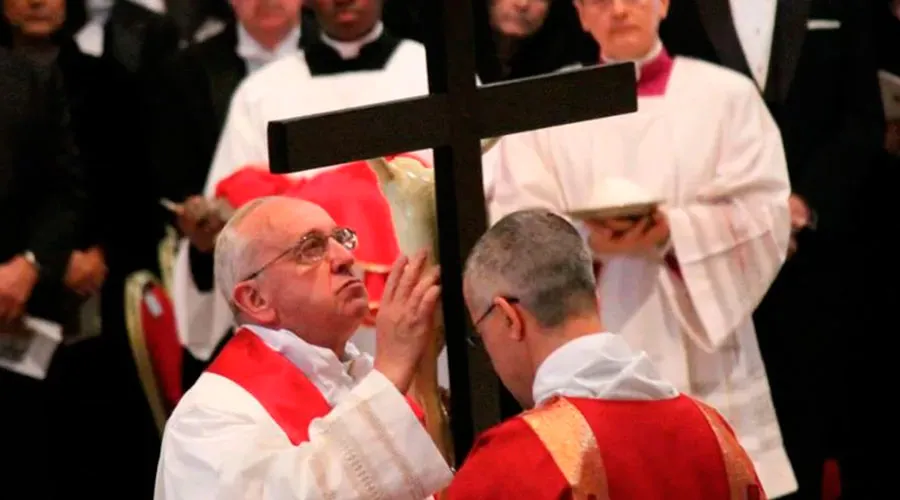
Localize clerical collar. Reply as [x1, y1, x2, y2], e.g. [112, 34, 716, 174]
[236, 24, 302, 73]
[242, 324, 373, 406]
[320, 22, 384, 60]
[601, 40, 673, 97]
[531, 333, 679, 406]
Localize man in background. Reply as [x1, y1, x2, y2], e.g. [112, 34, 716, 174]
[0, 48, 84, 499]
[660, 2, 885, 497]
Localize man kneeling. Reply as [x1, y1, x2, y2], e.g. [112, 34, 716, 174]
[447, 209, 764, 499]
[154, 196, 452, 499]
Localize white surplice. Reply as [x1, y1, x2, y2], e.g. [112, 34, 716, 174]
[154, 325, 452, 500]
[173, 42, 429, 362]
[532, 332, 680, 405]
[490, 56, 797, 498]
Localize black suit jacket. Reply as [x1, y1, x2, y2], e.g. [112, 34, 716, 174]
[660, 0, 884, 237]
[149, 25, 246, 205]
[0, 48, 84, 316]
[103, 0, 180, 74]
[54, 40, 150, 272]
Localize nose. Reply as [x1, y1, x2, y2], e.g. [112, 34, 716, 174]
[610, 0, 630, 16]
[327, 237, 355, 272]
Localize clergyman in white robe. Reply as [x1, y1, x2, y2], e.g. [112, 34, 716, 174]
[154, 324, 452, 499]
[172, 34, 430, 365]
[489, 44, 797, 498]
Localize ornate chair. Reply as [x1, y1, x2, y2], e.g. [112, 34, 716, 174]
[124, 270, 184, 434]
[158, 225, 180, 294]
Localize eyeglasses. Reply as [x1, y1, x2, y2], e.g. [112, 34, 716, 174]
[241, 227, 358, 281]
[467, 296, 519, 347]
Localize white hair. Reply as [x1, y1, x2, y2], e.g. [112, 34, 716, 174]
[213, 197, 272, 310]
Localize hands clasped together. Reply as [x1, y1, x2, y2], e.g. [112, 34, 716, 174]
[372, 250, 441, 394]
[584, 209, 671, 257]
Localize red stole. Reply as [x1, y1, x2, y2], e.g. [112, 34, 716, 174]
[208, 328, 425, 445]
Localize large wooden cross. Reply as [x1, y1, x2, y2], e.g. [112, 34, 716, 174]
[268, 0, 636, 466]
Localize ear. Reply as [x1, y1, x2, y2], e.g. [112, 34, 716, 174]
[658, 0, 670, 19]
[495, 297, 524, 341]
[367, 157, 395, 185]
[232, 281, 277, 324]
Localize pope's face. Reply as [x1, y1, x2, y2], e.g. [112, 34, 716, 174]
[232, 200, 369, 353]
[490, 0, 552, 39]
[574, 0, 668, 60]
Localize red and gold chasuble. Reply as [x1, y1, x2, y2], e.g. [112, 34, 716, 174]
[446, 395, 764, 500]
[207, 328, 426, 445]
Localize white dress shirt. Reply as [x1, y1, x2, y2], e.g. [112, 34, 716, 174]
[729, 0, 778, 90]
[236, 24, 302, 74]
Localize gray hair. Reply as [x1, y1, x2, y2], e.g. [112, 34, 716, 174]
[213, 197, 272, 310]
[464, 209, 597, 328]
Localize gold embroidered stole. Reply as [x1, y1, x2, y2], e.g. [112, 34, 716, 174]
[692, 399, 766, 500]
[520, 397, 609, 500]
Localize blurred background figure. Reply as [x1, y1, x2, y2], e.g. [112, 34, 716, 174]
[2, 0, 164, 496]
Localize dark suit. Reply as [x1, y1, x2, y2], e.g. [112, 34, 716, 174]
[103, 0, 180, 74]
[0, 47, 84, 499]
[52, 39, 161, 498]
[660, 1, 884, 498]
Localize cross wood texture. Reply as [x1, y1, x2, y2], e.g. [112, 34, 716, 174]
[268, 0, 637, 466]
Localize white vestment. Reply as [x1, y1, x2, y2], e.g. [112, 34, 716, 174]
[155, 325, 452, 499]
[490, 57, 797, 498]
[173, 42, 430, 363]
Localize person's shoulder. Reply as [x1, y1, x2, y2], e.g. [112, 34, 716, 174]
[235, 52, 310, 102]
[394, 37, 426, 58]
[167, 372, 274, 431]
[448, 414, 563, 497]
[674, 56, 761, 98]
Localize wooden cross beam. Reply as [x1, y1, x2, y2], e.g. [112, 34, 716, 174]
[268, 0, 636, 466]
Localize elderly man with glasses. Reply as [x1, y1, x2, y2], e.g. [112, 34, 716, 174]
[153, 195, 452, 500]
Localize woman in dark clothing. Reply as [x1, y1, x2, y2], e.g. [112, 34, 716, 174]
[474, 0, 595, 84]
[2, 0, 161, 497]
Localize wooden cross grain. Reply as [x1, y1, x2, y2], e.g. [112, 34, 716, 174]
[268, 0, 637, 466]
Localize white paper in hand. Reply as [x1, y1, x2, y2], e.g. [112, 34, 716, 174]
[0, 316, 63, 380]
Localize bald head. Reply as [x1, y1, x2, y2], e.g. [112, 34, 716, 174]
[214, 196, 327, 307]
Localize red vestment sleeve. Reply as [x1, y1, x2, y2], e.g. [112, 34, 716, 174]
[445, 418, 568, 500]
